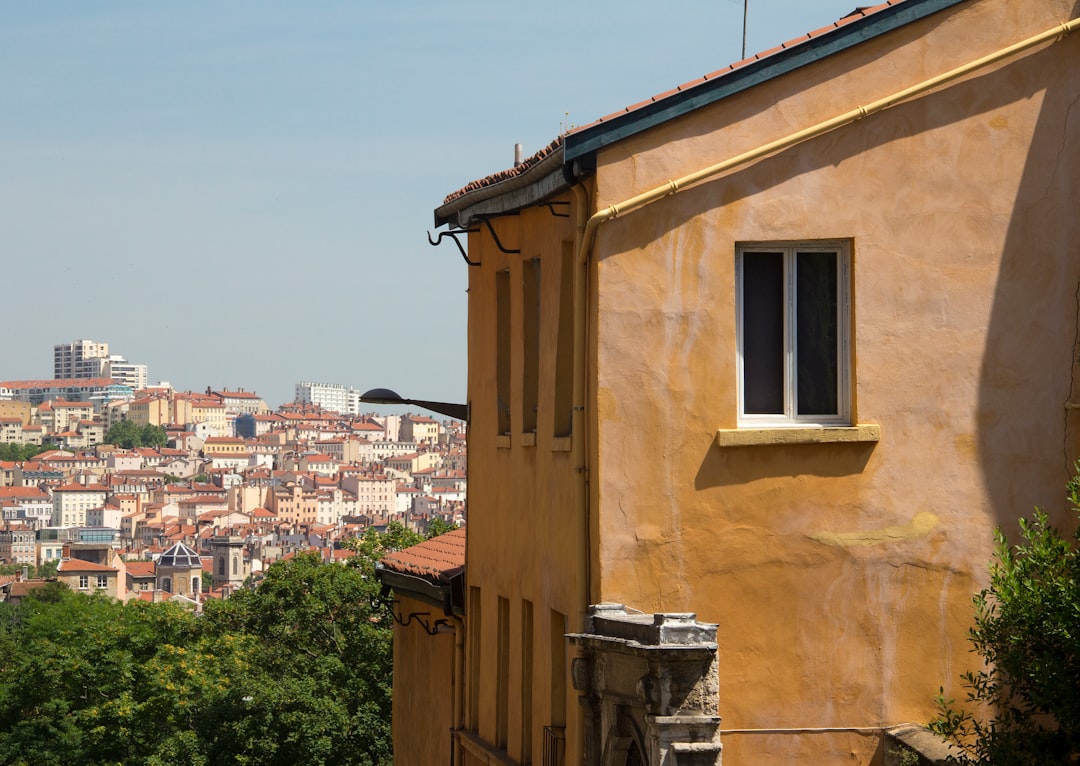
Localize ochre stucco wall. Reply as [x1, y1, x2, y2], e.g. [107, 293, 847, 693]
[465, 201, 583, 764]
[586, 1, 1080, 763]
[391, 593, 456, 766]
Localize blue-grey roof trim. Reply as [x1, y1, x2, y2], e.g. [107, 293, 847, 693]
[563, 0, 969, 163]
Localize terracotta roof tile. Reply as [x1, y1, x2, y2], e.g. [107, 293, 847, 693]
[379, 527, 465, 584]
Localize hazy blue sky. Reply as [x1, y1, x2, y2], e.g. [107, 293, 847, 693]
[2, 1, 864, 408]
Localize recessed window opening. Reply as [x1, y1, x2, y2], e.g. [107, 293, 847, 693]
[737, 241, 850, 426]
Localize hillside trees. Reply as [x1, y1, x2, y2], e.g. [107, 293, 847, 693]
[0, 523, 433, 766]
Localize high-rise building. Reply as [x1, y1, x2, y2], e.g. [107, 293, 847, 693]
[104, 357, 148, 390]
[53, 340, 109, 380]
[294, 381, 362, 415]
[53, 340, 147, 390]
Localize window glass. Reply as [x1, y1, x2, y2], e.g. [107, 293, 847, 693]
[742, 252, 785, 414]
[738, 242, 849, 425]
[796, 251, 838, 415]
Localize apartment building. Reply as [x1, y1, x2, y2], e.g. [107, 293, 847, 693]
[294, 381, 363, 415]
[53, 339, 147, 389]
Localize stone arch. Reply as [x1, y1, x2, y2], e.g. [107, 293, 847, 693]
[602, 707, 647, 766]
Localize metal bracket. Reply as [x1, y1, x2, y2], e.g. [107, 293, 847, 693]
[428, 229, 480, 267]
[480, 218, 521, 254]
[392, 607, 449, 636]
[542, 201, 570, 218]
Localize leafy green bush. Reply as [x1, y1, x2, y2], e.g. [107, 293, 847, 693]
[930, 473, 1080, 765]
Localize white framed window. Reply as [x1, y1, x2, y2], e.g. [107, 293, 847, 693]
[736, 241, 851, 426]
[96, 575, 108, 588]
[78, 575, 88, 590]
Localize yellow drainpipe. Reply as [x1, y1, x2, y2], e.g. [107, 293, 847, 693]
[570, 183, 592, 615]
[567, 11, 1078, 611]
[576, 16, 1079, 259]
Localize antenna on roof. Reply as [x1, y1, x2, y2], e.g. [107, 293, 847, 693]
[742, 0, 748, 59]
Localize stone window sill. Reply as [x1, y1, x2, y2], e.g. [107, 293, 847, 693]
[715, 424, 880, 448]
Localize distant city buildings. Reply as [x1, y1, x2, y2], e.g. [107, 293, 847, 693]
[0, 348, 466, 595]
[294, 381, 364, 415]
[53, 339, 148, 390]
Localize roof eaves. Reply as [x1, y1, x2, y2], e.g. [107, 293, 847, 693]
[375, 565, 464, 615]
[563, 0, 968, 162]
[434, 139, 569, 229]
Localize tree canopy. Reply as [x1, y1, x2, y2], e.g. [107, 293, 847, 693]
[0, 443, 51, 462]
[931, 476, 1080, 765]
[0, 523, 437, 765]
[104, 420, 167, 449]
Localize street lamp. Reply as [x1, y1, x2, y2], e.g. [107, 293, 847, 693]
[359, 388, 468, 422]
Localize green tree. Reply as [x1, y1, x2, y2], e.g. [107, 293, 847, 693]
[140, 423, 167, 448]
[0, 443, 51, 462]
[426, 517, 459, 538]
[201, 551, 396, 765]
[104, 420, 167, 449]
[931, 477, 1080, 764]
[105, 419, 141, 449]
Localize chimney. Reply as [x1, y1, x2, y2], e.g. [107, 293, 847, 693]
[514, 143, 523, 167]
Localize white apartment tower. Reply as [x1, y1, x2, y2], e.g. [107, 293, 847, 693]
[53, 339, 148, 389]
[54, 339, 109, 379]
[294, 381, 362, 415]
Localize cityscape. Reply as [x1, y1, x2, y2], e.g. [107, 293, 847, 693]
[4, 1, 1079, 765]
[0, 337, 466, 603]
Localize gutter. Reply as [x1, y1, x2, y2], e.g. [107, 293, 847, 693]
[575, 14, 1080, 263]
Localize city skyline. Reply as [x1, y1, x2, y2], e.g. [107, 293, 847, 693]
[3, 1, 865, 408]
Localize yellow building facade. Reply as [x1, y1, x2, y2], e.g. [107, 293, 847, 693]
[393, 1, 1080, 764]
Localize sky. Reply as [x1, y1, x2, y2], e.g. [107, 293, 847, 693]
[2, 1, 865, 409]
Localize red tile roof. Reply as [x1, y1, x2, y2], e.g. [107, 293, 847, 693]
[379, 528, 465, 584]
[58, 558, 117, 573]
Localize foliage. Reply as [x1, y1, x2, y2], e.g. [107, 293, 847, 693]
[930, 473, 1080, 765]
[104, 420, 167, 449]
[0, 526, 432, 765]
[0, 561, 59, 579]
[426, 517, 459, 538]
[0, 443, 51, 462]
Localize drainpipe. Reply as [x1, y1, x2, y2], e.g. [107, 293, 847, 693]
[567, 22, 1080, 585]
[570, 183, 592, 614]
[575, 15, 1080, 258]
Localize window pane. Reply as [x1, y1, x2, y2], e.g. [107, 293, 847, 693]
[743, 253, 784, 414]
[796, 251, 838, 415]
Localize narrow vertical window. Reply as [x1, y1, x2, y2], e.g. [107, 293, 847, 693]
[496, 270, 512, 435]
[521, 600, 534, 763]
[549, 609, 567, 728]
[496, 596, 510, 749]
[737, 241, 850, 425]
[468, 587, 482, 730]
[553, 241, 575, 437]
[522, 258, 541, 435]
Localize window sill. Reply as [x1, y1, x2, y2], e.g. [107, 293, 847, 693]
[715, 424, 880, 448]
[552, 436, 572, 452]
[495, 435, 511, 449]
[520, 432, 536, 447]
